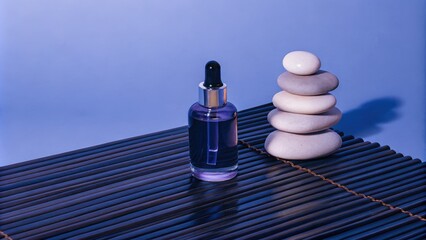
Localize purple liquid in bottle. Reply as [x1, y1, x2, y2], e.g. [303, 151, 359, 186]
[188, 103, 238, 169]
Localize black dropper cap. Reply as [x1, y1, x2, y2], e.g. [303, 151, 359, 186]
[204, 60, 223, 88]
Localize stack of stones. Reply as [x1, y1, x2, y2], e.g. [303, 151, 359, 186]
[265, 51, 342, 160]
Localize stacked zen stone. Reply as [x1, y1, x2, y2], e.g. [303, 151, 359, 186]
[265, 51, 342, 160]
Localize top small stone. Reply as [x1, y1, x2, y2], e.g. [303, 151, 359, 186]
[283, 51, 321, 75]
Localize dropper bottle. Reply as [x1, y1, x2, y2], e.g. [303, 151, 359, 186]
[188, 61, 238, 182]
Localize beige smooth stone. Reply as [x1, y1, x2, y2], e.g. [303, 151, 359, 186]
[272, 91, 336, 114]
[267, 107, 342, 134]
[282, 51, 321, 75]
[264, 129, 342, 160]
[277, 70, 339, 96]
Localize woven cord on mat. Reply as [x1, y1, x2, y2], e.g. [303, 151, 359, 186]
[0, 230, 13, 240]
[238, 139, 426, 222]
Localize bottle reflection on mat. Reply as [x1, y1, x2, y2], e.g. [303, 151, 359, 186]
[188, 61, 238, 182]
[188, 178, 238, 230]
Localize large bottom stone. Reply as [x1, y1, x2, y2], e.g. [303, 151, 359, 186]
[265, 129, 342, 160]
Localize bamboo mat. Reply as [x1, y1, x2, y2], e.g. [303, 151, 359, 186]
[1, 103, 425, 239]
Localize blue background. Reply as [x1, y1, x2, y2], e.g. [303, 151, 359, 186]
[0, 0, 425, 166]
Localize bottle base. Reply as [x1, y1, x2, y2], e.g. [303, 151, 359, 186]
[190, 164, 238, 182]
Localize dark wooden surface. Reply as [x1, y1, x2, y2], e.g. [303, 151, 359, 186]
[1, 103, 425, 239]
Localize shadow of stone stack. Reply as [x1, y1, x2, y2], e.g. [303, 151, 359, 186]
[265, 51, 342, 160]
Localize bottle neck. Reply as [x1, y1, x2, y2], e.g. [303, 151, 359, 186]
[198, 82, 227, 108]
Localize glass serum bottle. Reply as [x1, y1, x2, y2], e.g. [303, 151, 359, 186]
[188, 61, 238, 182]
